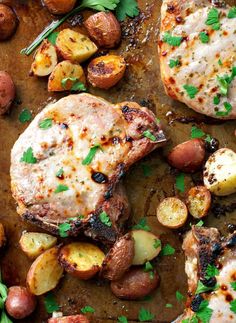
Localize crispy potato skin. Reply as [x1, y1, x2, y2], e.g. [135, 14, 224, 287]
[5, 286, 36, 319]
[0, 71, 15, 115]
[101, 233, 134, 281]
[186, 186, 211, 219]
[84, 12, 121, 48]
[43, 0, 76, 15]
[167, 139, 206, 173]
[110, 267, 159, 300]
[87, 55, 126, 89]
[0, 223, 6, 248]
[48, 315, 90, 323]
[0, 4, 18, 40]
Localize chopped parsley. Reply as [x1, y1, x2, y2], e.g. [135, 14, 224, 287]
[47, 31, 59, 45]
[44, 292, 59, 313]
[191, 126, 205, 139]
[0, 311, 12, 323]
[195, 220, 204, 227]
[216, 102, 232, 117]
[118, 316, 128, 323]
[160, 243, 175, 256]
[195, 299, 213, 323]
[58, 222, 71, 238]
[169, 59, 180, 68]
[56, 168, 64, 178]
[19, 108, 32, 123]
[81, 306, 95, 314]
[228, 7, 236, 19]
[199, 32, 209, 44]
[205, 264, 219, 279]
[230, 299, 236, 314]
[217, 75, 229, 96]
[195, 280, 219, 294]
[183, 84, 198, 99]
[115, 0, 139, 21]
[20, 147, 37, 164]
[153, 239, 161, 249]
[39, 118, 53, 129]
[230, 282, 236, 291]
[141, 164, 152, 177]
[205, 8, 220, 30]
[163, 32, 182, 47]
[54, 184, 69, 193]
[99, 211, 112, 227]
[138, 307, 155, 321]
[132, 218, 150, 231]
[165, 303, 173, 308]
[82, 145, 101, 165]
[144, 261, 154, 279]
[176, 172, 185, 193]
[176, 290, 185, 302]
[218, 59, 223, 66]
[61, 77, 87, 92]
[143, 130, 157, 142]
[213, 95, 220, 105]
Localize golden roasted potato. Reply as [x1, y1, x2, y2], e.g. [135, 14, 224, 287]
[84, 12, 121, 48]
[0, 4, 18, 40]
[26, 247, 63, 295]
[156, 197, 188, 229]
[43, 0, 76, 15]
[58, 242, 105, 280]
[203, 148, 236, 196]
[48, 60, 85, 92]
[186, 186, 211, 219]
[0, 223, 6, 248]
[56, 29, 98, 63]
[87, 55, 126, 89]
[19, 232, 57, 258]
[30, 40, 58, 77]
[131, 230, 161, 265]
[0, 71, 15, 115]
[48, 315, 90, 323]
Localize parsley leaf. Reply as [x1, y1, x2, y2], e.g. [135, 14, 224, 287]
[132, 218, 150, 231]
[176, 290, 185, 302]
[153, 239, 161, 249]
[165, 303, 173, 308]
[144, 262, 155, 278]
[56, 168, 64, 178]
[141, 164, 152, 177]
[169, 59, 180, 68]
[160, 244, 175, 256]
[118, 316, 128, 323]
[115, 0, 139, 21]
[143, 130, 157, 142]
[212, 22, 220, 30]
[230, 299, 236, 314]
[228, 7, 236, 19]
[213, 95, 220, 105]
[196, 300, 213, 323]
[47, 31, 59, 45]
[44, 292, 59, 313]
[230, 281, 236, 291]
[217, 75, 229, 96]
[0, 311, 12, 323]
[205, 8, 219, 26]
[183, 84, 198, 99]
[218, 59, 223, 66]
[205, 264, 219, 279]
[216, 102, 232, 117]
[195, 281, 219, 294]
[81, 305, 95, 314]
[54, 184, 69, 193]
[163, 32, 182, 47]
[58, 222, 71, 237]
[20, 147, 37, 164]
[195, 220, 204, 227]
[99, 211, 112, 227]
[138, 307, 155, 321]
[19, 109, 32, 123]
[199, 32, 209, 44]
[191, 126, 205, 139]
[61, 77, 87, 92]
[39, 118, 53, 129]
[82, 145, 101, 165]
[176, 172, 185, 193]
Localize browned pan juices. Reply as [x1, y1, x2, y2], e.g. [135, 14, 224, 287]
[0, 0, 235, 322]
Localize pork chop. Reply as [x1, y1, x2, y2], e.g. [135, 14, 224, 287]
[11, 93, 166, 243]
[159, 0, 236, 119]
[174, 226, 236, 322]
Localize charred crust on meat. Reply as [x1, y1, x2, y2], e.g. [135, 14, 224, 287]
[104, 188, 113, 200]
[121, 105, 130, 113]
[91, 172, 108, 184]
[200, 276, 217, 288]
[60, 123, 69, 129]
[117, 163, 126, 180]
[86, 214, 117, 243]
[190, 294, 204, 312]
[225, 233, 236, 248]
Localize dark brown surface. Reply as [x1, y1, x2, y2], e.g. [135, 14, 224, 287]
[0, 0, 235, 322]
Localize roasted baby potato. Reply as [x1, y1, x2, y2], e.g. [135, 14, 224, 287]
[26, 247, 63, 295]
[131, 230, 161, 265]
[186, 186, 211, 219]
[43, 0, 76, 15]
[0, 71, 15, 115]
[84, 12, 121, 48]
[30, 40, 57, 77]
[56, 29, 98, 63]
[59, 242, 105, 280]
[0, 4, 18, 40]
[101, 233, 134, 281]
[48, 60, 85, 92]
[156, 197, 188, 229]
[167, 139, 206, 173]
[203, 148, 236, 196]
[48, 315, 90, 323]
[110, 267, 160, 300]
[5, 286, 36, 319]
[87, 55, 126, 89]
[19, 232, 57, 258]
[0, 223, 6, 248]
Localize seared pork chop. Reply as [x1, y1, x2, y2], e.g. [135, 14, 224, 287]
[11, 93, 166, 243]
[159, 0, 236, 119]
[174, 226, 236, 322]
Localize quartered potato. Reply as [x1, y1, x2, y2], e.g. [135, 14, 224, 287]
[156, 197, 188, 229]
[186, 186, 211, 219]
[48, 60, 85, 92]
[26, 247, 63, 295]
[58, 242, 105, 280]
[131, 230, 161, 265]
[30, 40, 58, 77]
[56, 29, 98, 63]
[203, 148, 236, 196]
[19, 232, 57, 258]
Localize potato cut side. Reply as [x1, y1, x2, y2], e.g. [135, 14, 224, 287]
[156, 197, 188, 229]
[26, 247, 63, 295]
[19, 232, 57, 258]
[56, 29, 98, 63]
[48, 60, 85, 92]
[30, 40, 58, 77]
[203, 148, 236, 196]
[131, 230, 161, 265]
[59, 242, 105, 280]
[186, 186, 211, 219]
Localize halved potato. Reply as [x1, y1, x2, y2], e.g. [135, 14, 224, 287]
[19, 232, 57, 258]
[26, 247, 63, 295]
[131, 230, 161, 265]
[48, 60, 85, 92]
[186, 186, 211, 219]
[156, 197, 188, 229]
[58, 242, 105, 280]
[30, 40, 58, 77]
[56, 29, 98, 63]
[203, 148, 236, 196]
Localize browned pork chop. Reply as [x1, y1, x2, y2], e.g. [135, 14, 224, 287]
[11, 93, 166, 243]
[174, 226, 236, 322]
[159, 0, 236, 119]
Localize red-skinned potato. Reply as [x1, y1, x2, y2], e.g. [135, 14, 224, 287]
[87, 55, 126, 89]
[186, 186, 211, 219]
[0, 71, 15, 115]
[43, 0, 76, 15]
[101, 233, 134, 281]
[48, 315, 90, 323]
[110, 267, 160, 300]
[167, 139, 206, 173]
[0, 4, 18, 40]
[5, 286, 36, 319]
[84, 12, 121, 48]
